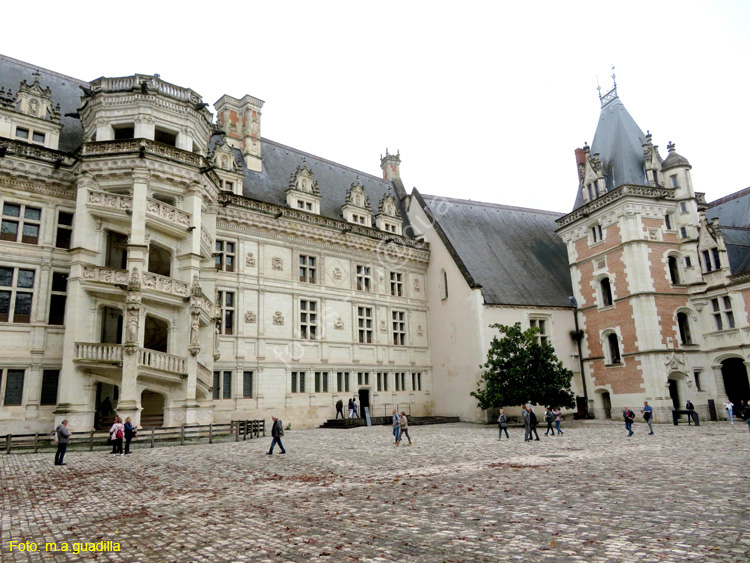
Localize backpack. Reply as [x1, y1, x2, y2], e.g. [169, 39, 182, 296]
[115, 427, 123, 439]
[529, 411, 538, 425]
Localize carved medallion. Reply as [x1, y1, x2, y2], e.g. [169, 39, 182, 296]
[245, 311, 257, 323]
[273, 311, 284, 325]
[332, 267, 343, 280]
[380, 320, 387, 333]
[413, 278, 421, 293]
[272, 257, 283, 270]
[334, 317, 345, 330]
[417, 325, 424, 337]
[246, 252, 256, 267]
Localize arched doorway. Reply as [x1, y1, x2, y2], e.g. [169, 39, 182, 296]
[668, 379, 680, 411]
[594, 390, 611, 419]
[144, 316, 168, 353]
[140, 390, 165, 427]
[721, 358, 750, 411]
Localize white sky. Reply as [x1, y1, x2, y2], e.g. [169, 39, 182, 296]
[4, 1, 749, 213]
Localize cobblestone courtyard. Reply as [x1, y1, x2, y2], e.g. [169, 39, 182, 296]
[2, 420, 749, 562]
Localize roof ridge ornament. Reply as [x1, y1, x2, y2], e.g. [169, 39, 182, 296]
[598, 65, 618, 108]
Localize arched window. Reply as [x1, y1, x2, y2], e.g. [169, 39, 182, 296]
[607, 333, 621, 364]
[600, 278, 613, 307]
[668, 256, 680, 284]
[677, 312, 692, 345]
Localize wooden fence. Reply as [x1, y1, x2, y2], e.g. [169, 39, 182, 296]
[3, 420, 265, 455]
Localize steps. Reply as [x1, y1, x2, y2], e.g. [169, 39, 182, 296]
[320, 416, 460, 429]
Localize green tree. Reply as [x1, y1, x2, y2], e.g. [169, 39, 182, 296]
[471, 322, 575, 410]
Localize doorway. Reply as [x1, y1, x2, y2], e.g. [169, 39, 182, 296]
[101, 307, 123, 344]
[358, 388, 371, 418]
[144, 316, 168, 353]
[147, 243, 171, 277]
[106, 231, 128, 270]
[140, 390, 165, 427]
[668, 379, 680, 411]
[95, 382, 119, 429]
[601, 391, 612, 419]
[721, 358, 750, 410]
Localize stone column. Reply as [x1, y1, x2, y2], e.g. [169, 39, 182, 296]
[712, 363, 728, 420]
[118, 277, 142, 424]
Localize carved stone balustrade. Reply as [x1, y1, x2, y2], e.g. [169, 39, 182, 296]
[80, 139, 203, 168]
[141, 272, 189, 298]
[197, 362, 212, 388]
[145, 197, 192, 233]
[200, 226, 213, 259]
[86, 188, 133, 216]
[82, 265, 129, 286]
[138, 348, 186, 375]
[75, 343, 123, 364]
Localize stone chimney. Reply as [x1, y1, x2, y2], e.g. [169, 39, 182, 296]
[575, 144, 589, 182]
[214, 94, 265, 172]
[380, 148, 401, 181]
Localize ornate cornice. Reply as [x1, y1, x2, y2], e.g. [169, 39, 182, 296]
[0, 170, 75, 199]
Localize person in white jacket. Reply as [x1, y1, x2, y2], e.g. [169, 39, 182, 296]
[723, 400, 734, 424]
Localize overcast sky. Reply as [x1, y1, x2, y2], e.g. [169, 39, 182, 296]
[3, 1, 748, 213]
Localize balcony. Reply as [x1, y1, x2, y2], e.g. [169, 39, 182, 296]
[197, 362, 212, 388]
[200, 226, 213, 260]
[145, 196, 192, 237]
[86, 189, 132, 223]
[81, 266, 129, 287]
[75, 342, 188, 380]
[138, 348, 186, 375]
[142, 271, 189, 300]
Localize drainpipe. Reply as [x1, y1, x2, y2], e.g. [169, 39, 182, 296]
[570, 297, 589, 418]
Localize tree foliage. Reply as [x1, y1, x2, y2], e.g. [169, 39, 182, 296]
[471, 322, 575, 410]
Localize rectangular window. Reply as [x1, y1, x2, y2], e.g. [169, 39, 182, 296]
[394, 372, 406, 392]
[2, 203, 41, 244]
[215, 240, 236, 272]
[529, 318, 549, 345]
[380, 372, 388, 391]
[223, 371, 232, 399]
[694, 371, 702, 392]
[0, 267, 35, 323]
[356, 265, 371, 292]
[685, 256, 692, 268]
[679, 200, 687, 212]
[3, 369, 24, 406]
[213, 371, 221, 400]
[358, 306, 373, 344]
[712, 248, 721, 270]
[416, 372, 422, 391]
[224, 181, 233, 192]
[377, 372, 382, 392]
[300, 300, 317, 340]
[395, 372, 400, 391]
[48, 271, 68, 325]
[680, 227, 687, 239]
[392, 310, 405, 345]
[32, 131, 45, 143]
[40, 369, 59, 405]
[390, 272, 403, 296]
[672, 176, 680, 189]
[291, 371, 306, 393]
[55, 211, 73, 249]
[711, 297, 734, 331]
[315, 372, 328, 393]
[217, 291, 235, 335]
[15, 127, 29, 139]
[703, 250, 713, 272]
[243, 371, 253, 398]
[664, 214, 672, 230]
[299, 255, 316, 283]
[591, 224, 603, 243]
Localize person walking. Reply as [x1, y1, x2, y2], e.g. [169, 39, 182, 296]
[685, 400, 696, 425]
[553, 407, 563, 436]
[522, 405, 531, 442]
[335, 399, 344, 420]
[352, 398, 359, 418]
[544, 407, 555, 436]
[623, 407, 635, 437]
[497, 409, 509, 440]
[743, 401, 750, 434]
[54, 419, 70, 466]
[528, 406, 540, 441]
[123, 417, 137, 454]
[109, 416, 124, 455]
[398, 411, 412, 446]
[267, 416, 286, 455]
[723, 399, 734, 424]
[641, 401, 654, 435]
[348, 398, 354, 419]
[392, 409, 401, 444]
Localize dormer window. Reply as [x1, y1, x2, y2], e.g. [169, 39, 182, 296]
[114, 125, 135, 140]
[702, 248, 721, 273]
[15, 127, 29, 140]
[286, 160, 321, 214]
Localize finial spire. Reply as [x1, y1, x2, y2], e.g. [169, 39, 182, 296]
[598, 65, 619, 107]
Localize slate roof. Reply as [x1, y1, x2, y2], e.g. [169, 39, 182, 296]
[416, 191, 573, 307]
[707, 187, 750, 275]
[0, 54, 87, 151]
[573, 92, 648, 210]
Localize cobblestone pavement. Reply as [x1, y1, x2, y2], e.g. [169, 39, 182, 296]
[1, 420, 749, 563]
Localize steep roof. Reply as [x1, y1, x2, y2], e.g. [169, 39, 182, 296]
[707, 187, 750, 274]
[0, 54, 87, 151]
[417, 192, 573, 307]
[573, 90, 647, 210]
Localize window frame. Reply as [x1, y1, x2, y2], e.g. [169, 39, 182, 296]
[389, 272, 403, 297]
[55, 210, 74, 249]
[299, 299, 318, 340]
[358, 306, 373, 344]
[242, 370, 253, 398]
[1, 368, 25, 406]
[40, 369, 60, 406]
[215, 240, 236, 272]
[606, 332, 622, 365]
[600, 277, 614, 308]
[1, 202, 42, 245]
[392, 310, 406, 346]
[299, 255, 317, 284]
[48, 271, 68, 325]
[291, 371, 306, 393]
[217, 290, 235, 335]
[356, 265, 371, 292]
[529, 318, 550, 345]
[0, 266, 36, 323]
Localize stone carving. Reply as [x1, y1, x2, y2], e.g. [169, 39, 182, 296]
[380, 320, 387, 333]
[87, 189, 132, 211]
[334, 317, 344, 330]
[125, 293, 141, 346]
[142, 272, 189, 297]
[146, 197, 191, 227]
[128, 267, 141, 292]
[417, 325, 424, 337]
[82, 266, 128, 285]
[245, 311, 257, 323]
[332, 267, 343, 280]
[272, 257, 283, 270]
[246, 252, 256, 267]
[273, 311, 284, 326]
[213, 323, 221, 361]
[190, 315, 200, 346]
[413, 278, 421, 293]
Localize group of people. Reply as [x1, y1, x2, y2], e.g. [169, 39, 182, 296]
[623, 398, 750, 436]
[496, 405, 564, 441]
[723, 399, 750, 432]
[391, 409, 412, 446]
[335, 398, 360, 419]
[107, 415, 137, 455]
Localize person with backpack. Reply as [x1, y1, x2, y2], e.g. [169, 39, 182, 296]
[497, 409, 509, 440]
[641, 401, 654, 435]
[623, 407, 635, 437]
[528, 406, 540, 441]
[544, 407, 555, 436]
[553, 407, 563, 436]
[109, 416, 125, 455]
[267, 416, 286, 455]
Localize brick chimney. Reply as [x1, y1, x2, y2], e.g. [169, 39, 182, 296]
[380, 148, 401, 181]
[214, 94, 265, 172]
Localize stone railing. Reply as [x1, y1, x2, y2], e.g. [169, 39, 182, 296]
[146, 197, 192, 229]
[90, 75, 202, 104]
[80, 139, 203, 168]
[75, 343, 123, 363]
[191, 293, 214, 318]
[0, 138, 71, 165]
[82, 265, 129, 285]
[556, 185, 676, 229]
[87, 188, 133, 212]
[138, 348, 186, 374]
[200, 226, 213, 256]
[197, 362, 212, 388]
[703, 270, 727, 286]
[141, 272, 189, 297]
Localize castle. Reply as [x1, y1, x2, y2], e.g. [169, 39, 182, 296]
[0, 54, 746, 433]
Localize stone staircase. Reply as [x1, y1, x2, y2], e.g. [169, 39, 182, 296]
[320, 415, 460, 429]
